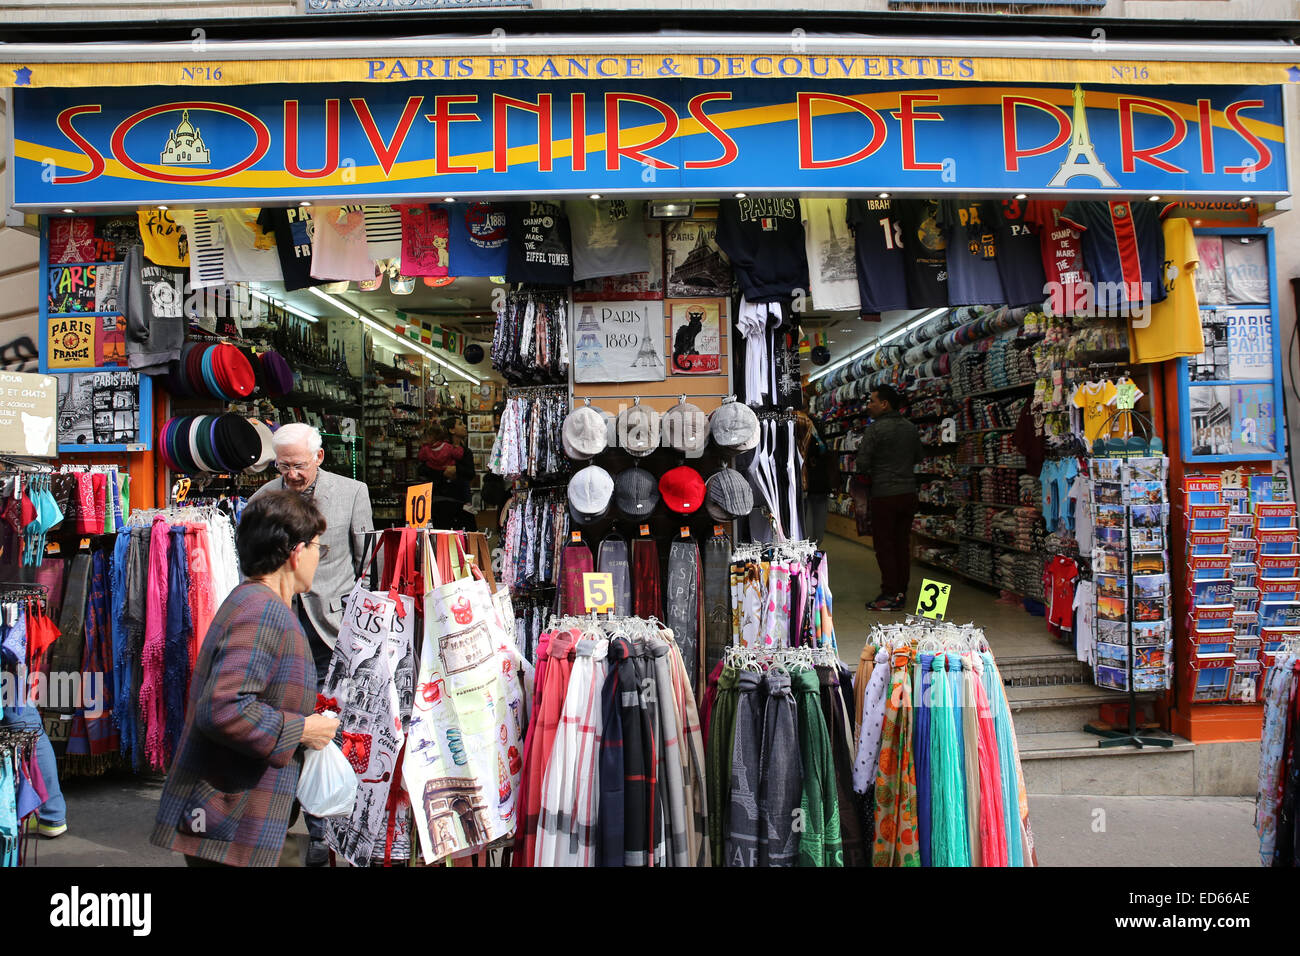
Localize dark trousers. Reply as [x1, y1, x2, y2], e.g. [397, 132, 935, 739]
[870, 493, 918, 598]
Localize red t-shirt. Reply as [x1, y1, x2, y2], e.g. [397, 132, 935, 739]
[1042, 555, 1080, 630]
[1025, 201, 1090, 316]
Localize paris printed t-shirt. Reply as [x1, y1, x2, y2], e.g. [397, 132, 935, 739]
[310, 205, 376, 282]
[48, 217, 98, 264]
[1025, 200, 1090, 315]
[895, 199, 948, 308]
[506, 201, 573, 285]
[1059, 200, 1175, 313]
[567, 199, 651, 281]
[136, 210, 190, 267]
[845, 198, 909, 314]
[397, 204, 451, 277]
[991, 198, 1049, 307]
[800, 199, 859, 313]
[715, 196, 809, 303]
[1131, 216, 1202, 364]
[936, 200, 1005, 307]
[256, 206, 320, 291]
[448, 201, 509, 277]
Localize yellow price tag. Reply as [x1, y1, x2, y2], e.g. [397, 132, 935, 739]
[405, 482, 434, 526]
[582, 572, 615, 614]
[915, 578, 951, 620]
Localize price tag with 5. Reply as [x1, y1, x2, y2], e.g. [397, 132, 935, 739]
[582, 573, 615, 614]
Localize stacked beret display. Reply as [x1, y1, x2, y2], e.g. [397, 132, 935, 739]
[158, 414, 275, 475]
[165, 343, 295, 400]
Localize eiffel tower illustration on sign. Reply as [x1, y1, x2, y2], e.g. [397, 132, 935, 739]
[632, 308, 662, 368]
[1048, 84, 1119, 188]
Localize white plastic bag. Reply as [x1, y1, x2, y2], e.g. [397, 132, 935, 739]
[297, 741, 358, 818]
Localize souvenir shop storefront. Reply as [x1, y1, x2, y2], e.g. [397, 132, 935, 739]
[0, 35, 1293, 866]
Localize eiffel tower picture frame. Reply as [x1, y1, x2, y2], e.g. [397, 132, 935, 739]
[572, 300, 667, 384]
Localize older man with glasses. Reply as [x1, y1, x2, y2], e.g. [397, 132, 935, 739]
[248, 422, 373, 865]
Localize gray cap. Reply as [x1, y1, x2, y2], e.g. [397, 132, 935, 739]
[562, 404, 608, 460]
[661, 401, 710, 455]
[614, 466, 660, 518]
[617, 403, 661, 457]
[705, 468, 754, 521]
[710, 399, 760, 452]
[568, 465, 614, 520]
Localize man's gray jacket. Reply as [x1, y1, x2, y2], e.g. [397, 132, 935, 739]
[854, 410, 923, 498]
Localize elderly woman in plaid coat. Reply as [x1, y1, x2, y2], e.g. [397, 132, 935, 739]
[151, 491, 341, 867]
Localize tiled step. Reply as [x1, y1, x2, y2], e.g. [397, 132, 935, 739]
[996, 653, 1091, 687]
[1006, 683, 1159, 734]
[1018, 730, 1196, 795]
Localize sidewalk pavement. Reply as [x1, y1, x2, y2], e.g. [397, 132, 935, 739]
[23, 772, 1263, 868]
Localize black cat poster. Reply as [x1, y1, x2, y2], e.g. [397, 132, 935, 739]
[668, 300, 721, 375]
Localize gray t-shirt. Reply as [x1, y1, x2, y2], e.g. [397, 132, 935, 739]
[937, 200, 1006, 307]
[566, 200, 651, 281]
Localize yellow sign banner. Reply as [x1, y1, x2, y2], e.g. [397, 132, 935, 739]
[915, 578, 952, 621]
[2, 55, 1297, 88]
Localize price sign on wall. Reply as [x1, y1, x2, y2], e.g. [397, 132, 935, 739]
[405, 483, 433, 526]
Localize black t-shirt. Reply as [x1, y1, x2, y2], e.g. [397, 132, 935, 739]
[506, 201, 573, 285]
[845, 198, 909, 314]
[715, 197, 808, 303]
[895, 199, 949, 308]
[256, 207, 321, 292]
[774, 330, 802, 410]
[992, 198, 1049, 308]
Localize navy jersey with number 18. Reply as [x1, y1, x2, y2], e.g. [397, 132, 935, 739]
[845, 198, 910, 315]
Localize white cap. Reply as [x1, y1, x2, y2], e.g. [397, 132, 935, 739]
[562, 405, 609, 460]
[567, 465, 615, 518]
[661, 401, 710, 456]
[617, 403, 661, 457]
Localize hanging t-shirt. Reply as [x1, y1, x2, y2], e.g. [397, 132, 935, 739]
[800, 199, 859, 312]
[1073, 578, 1096, 666]
[397, 204, 452, 278]
[506, 201, 573, 285]
[895, 199, 949, 308]
[363, 205, 403, 260]
[567, 199, 651, 281]
[936, 200, 1005, 307]
[311, 206, 375, 282]
[1072, 380, 1120, 447]
[1042, 555, 1079, 631]
[715, 197, 809, 303]
[1223, 235, 1270, 304]
[448, 201, 509, 277]
[1131, 217, 1202, 364]
[136, 210, 189, 267]
[256, 206, 321, 291]
[991, 198, 1048, 308]
[212, 209, 283, 282]
[1025, 200, 1089, 316]
[48, 217, 98, 264]
[1111, 376, 1145, 439]
[170, 209, 226, 290]
[1059, 201, 1174, 313]
[845, 198, 909, 315]
[1071, 473, 1094, 552]
[1194, 236, 1227, 305]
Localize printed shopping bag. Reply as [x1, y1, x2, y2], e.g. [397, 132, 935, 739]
[404, 533, 524, 864]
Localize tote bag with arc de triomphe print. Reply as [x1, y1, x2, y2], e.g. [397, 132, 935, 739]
[403, 533, 525, 865]
[320, 530, 418, 868]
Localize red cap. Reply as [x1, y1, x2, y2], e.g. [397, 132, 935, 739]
[659, 466, 706, 514]
[213, 343, 256, 398]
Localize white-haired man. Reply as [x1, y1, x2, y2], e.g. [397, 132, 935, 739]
[249, 422, 372, 865]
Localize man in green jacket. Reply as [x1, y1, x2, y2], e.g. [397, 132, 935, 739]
[855, 385, 924, 612]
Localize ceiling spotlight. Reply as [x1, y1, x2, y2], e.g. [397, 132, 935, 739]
[60, 208, 75, 214]
[299, 201, 312, 207]
[1241, 196, 1254, 203]
[1148, 195, 1161, 202]
[1014, 193, 1027, 200]
[157, 205, 169, 211]
[878, 192, 890, 199]
[589, 193, 602, 200]
[443, 197, 456, 203]
[734, 192, 747, 198]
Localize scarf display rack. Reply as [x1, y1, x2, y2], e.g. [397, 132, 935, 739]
[0, 725, 43, 867]
[1255, 642, 1300, 866]
[704, 639, 861, 866]
[851, 619, 1037, 867]
[489, 385, 571, 479]
[728, 540, 836, 652]
[491, 290, 569, 385]
[512, 613, 707, 867]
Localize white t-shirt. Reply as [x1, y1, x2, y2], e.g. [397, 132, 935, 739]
[212, 209, 283, 283]
[311, 206, 375, 282]
[363, 205, 403, 259]
[801, 198, 860, 312]
[1074, 578, 1095, 666]
[169, 209, 226, 289]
